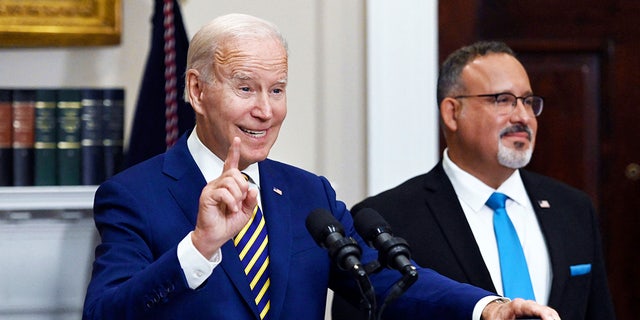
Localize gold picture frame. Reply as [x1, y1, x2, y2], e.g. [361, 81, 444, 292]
[0, 0, 121, 47]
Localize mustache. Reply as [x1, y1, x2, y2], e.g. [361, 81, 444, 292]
[499, 124, 532, 141]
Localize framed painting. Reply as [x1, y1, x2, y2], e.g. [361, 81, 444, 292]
[0, 0, 121, 47]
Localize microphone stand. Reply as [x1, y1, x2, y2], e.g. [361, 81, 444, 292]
[357, 257, 417, 320]
[345, 245, 419, 320]
[354, 268, 376, 320]
[375, 265, 418, 320]
[367, 236, 419, 320]
[331, 237, 377, 320]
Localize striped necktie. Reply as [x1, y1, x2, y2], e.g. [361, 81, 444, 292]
[235, 173, 271, 319]
[486, 192, 536, 300]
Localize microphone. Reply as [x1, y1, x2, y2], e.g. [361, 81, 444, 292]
[353, 208, 417, 277]
[305, 208, 366, 278]
[306, 208, 377, 319]
[354, 208, 418, 319]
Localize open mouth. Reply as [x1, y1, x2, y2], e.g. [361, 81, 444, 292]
[240, 127, 267, 137]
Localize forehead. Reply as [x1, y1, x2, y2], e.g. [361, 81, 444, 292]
[461, 53, 531, 93]
[214, 36, 288, 78]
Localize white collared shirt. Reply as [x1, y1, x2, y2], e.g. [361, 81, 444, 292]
[177, 128, 261, 289]
[442, 149, 552, 304]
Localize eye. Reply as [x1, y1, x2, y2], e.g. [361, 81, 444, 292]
[272, 88, 283, 94]
[523, 96, 535, 106]
[240, 86, 251, 92]
[495, 94, 513, 105]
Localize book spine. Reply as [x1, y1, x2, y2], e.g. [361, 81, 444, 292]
[81, 88, 105, 185]
[12, 89, 36, 186]
[34, 89, 58, 186]
[102, 88, 125, 179]
[0, 89, 13, 186]
[56, 89, 82, 186]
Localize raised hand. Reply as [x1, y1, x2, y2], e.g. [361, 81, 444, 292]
[191, 137, 259, 259]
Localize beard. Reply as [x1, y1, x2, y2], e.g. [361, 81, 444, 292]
[497, 124, 534, 169]
[498, 142, 533, 169]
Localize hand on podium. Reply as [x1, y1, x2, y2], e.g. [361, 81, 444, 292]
[482, 298, 559, 320]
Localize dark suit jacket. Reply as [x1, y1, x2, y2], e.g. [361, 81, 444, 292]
[83, 134, 493, 319]
[333, 161, 615, 320]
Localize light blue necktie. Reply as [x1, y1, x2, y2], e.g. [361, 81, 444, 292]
[486, 192, 536, 300]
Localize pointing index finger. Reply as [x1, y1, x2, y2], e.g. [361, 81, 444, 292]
[223, 137, 242, 172]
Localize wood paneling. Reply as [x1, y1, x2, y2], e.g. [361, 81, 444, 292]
[440, 1, 640, 318]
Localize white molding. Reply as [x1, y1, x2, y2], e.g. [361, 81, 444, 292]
[0, 186, 97, 212]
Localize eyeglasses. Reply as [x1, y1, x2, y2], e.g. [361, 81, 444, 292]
[454, 92, 544, 117]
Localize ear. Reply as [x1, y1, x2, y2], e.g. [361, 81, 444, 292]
[185, 69, 205, 114]
[440, 97, 460, 132]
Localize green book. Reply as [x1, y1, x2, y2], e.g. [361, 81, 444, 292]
[34, 89, 58, 186]
[56, 89, 82, 185]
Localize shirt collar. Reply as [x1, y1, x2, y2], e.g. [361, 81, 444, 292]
[442, 148, 530, 211]
[187, 128, 260, 186]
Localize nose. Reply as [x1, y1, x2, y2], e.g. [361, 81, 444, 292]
[253, 92, 273, 119]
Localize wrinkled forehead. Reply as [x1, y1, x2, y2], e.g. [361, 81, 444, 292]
[213, 35, 288, 75]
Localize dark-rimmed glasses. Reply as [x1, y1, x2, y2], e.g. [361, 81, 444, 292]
[454, 93, 544, 117]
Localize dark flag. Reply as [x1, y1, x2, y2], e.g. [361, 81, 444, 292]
[125, 0, 194, 168]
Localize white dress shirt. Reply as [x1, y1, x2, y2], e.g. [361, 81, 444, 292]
[442, 149, 552, 304]
[176, 128, 261, 289]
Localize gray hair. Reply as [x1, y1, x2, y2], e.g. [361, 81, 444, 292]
[184, 13, 289, 102]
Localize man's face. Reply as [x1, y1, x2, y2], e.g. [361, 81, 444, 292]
[455, 53, 538, 171]
[196, 36, 288, 169]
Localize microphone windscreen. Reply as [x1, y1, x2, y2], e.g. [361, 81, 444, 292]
[305, 208, 344, 245]
[353, 208, 391, 240]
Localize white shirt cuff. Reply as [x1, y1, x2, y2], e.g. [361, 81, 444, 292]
[472, 296, 509, 320]
[177, 231, 222, 289]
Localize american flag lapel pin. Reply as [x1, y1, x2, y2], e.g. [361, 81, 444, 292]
[538, 200, 551, 208]
[273, 187, 283, 195]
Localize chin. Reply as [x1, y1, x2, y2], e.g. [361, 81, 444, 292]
[497, 144, 533, 169]
[244, 149, 270, 163]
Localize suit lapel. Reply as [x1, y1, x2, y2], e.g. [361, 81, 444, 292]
[162, 133, 206, 226]
[162, 134, 262, 318]
[521, 170, 569, 307]
[425, 163, 498, 293]
[257, 160, 292, 320]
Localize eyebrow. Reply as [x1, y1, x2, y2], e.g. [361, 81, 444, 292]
[232, 72, 251, 81]
[503, 90, 534, 96]
[231, 72, 288, 86]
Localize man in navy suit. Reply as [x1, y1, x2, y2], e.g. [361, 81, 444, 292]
[83, 16, 561, 319]
[333, 41, 615, 320]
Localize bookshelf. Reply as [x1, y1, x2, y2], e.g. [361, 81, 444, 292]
[1, 86, 122, 318]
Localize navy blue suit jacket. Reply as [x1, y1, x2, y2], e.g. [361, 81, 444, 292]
[335, 161, 615, 320]
[83, 134, 492, 319]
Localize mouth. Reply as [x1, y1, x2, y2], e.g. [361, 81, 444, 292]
[500, 124, 532, 141]
[240, 126, 267, 138]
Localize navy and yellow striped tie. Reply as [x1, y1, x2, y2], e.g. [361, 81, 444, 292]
[235, 173, 271, 319]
